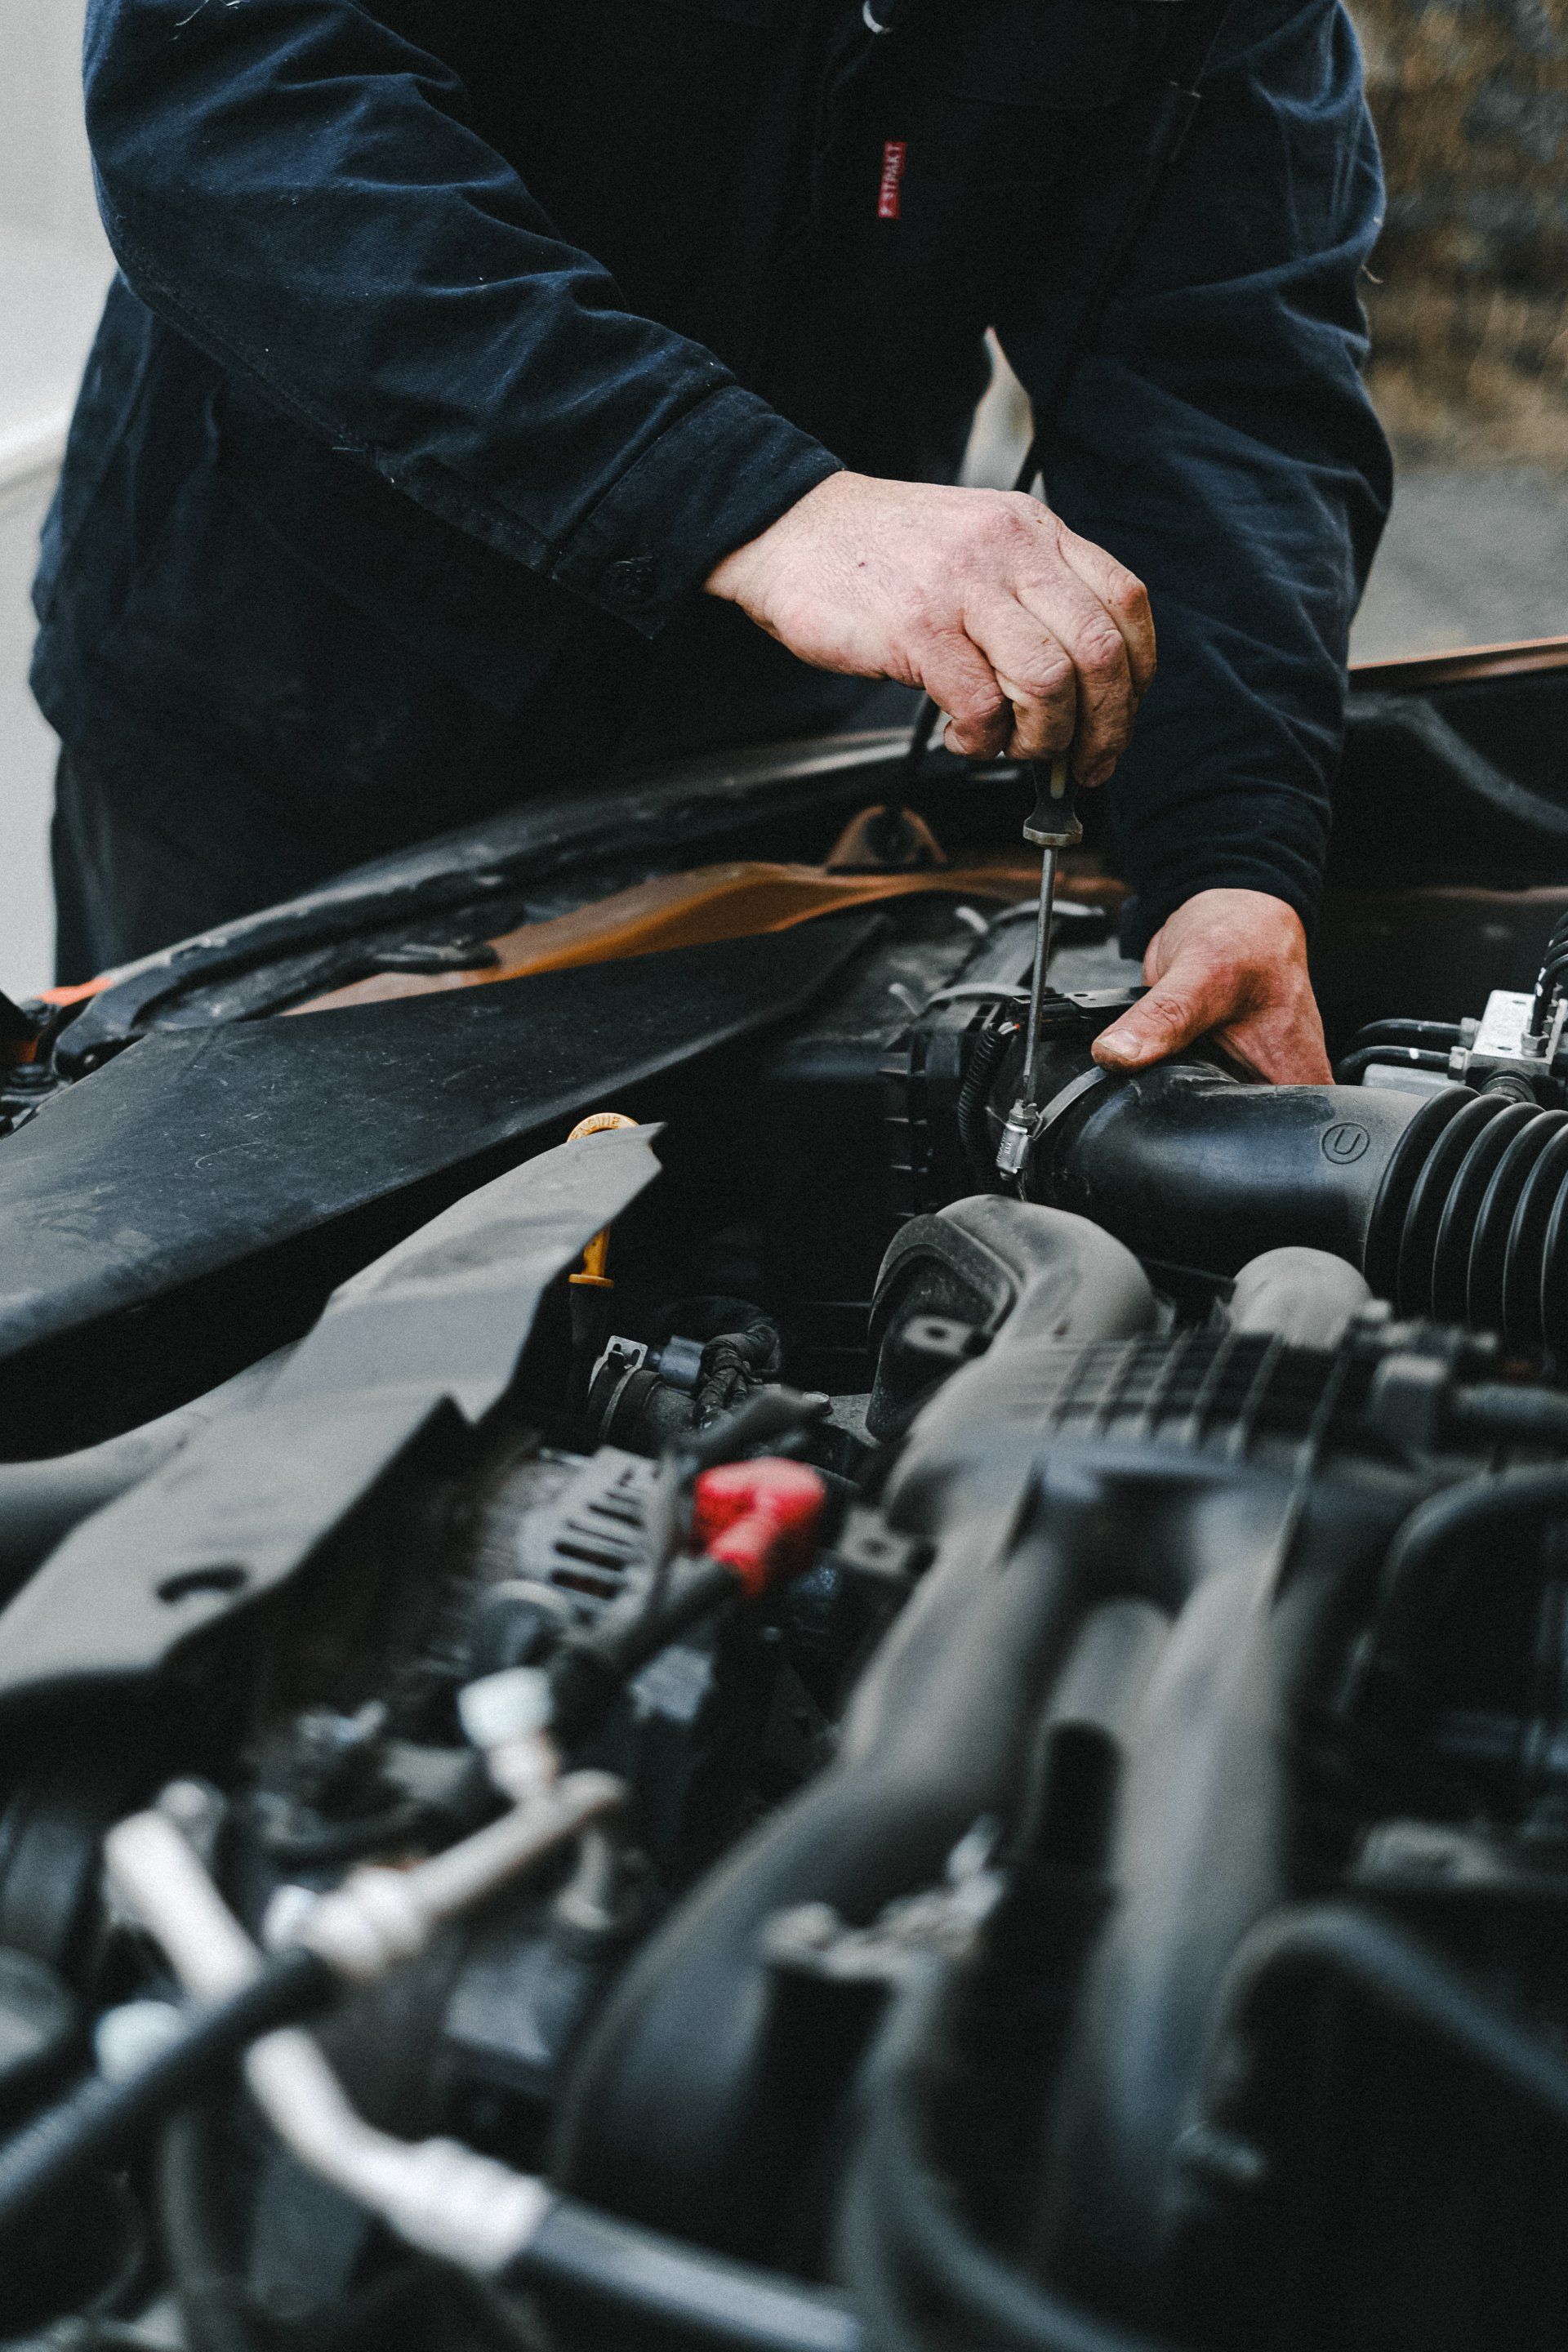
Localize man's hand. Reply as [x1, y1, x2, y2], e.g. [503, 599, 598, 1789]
[705, 470, 1155, 786]
[1093, 889, 1331, 1085]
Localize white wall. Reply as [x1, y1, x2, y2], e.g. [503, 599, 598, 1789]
[0, 0, 104, 256]
[0, 0, 112, 998]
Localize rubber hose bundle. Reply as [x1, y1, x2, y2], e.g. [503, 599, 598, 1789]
[1334, 1019, 1463, 1087]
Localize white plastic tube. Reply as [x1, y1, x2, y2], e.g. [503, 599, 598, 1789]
[289, 1768, 622, 1981]
[104, 1807, 563, 2272]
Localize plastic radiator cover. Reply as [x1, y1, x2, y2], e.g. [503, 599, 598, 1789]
[0, 918, 876, 1449]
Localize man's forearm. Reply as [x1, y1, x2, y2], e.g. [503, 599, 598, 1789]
[84, 0, 840, 627]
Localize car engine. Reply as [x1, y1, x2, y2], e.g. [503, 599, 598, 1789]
[2, 700, 1568, 2350]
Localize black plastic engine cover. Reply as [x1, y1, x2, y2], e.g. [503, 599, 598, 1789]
[0, 920, 875, 1450]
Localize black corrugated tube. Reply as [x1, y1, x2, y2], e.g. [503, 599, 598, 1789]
[1361, 1085, 1568, 1346]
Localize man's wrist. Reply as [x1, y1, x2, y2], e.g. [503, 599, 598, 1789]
[550, 393, 840, 633]
[1120, 868, 1320, 964]
[703, 467, 850, 604]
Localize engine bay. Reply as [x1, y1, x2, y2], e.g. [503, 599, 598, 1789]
[1, 664, 1567, 2350]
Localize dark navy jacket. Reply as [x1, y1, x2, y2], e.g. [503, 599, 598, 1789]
[32, 0, 1391, 949]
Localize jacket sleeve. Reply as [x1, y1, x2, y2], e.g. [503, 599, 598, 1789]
[82, 0, 840, 634]
[996, 0, 1392, 956]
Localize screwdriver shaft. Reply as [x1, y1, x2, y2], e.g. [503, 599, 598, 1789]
[1021, 844, 1058, 1107]
[996, 754, 1080, 1182]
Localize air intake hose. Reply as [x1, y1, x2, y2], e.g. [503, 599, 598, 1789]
[1021, 1063, 1568, 1354]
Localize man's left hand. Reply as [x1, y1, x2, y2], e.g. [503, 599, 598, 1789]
[1091, 889, 1331, 1085]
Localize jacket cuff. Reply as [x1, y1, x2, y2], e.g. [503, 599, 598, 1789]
[547, 384, 841, 636]
[1116, 813, 1328, 962]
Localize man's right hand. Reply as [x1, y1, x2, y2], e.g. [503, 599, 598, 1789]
[704, 470, 1156, 785]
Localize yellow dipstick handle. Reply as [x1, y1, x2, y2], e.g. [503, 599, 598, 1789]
[567, 1113, 639, 1289]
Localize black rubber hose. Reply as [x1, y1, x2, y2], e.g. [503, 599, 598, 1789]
[1447, 1382, 1568, 1447]
[503, 2198, 865, 2352]
[841, 1963, 1181, 2352]
[684, 1386, 826, 1470]
[1026, 1067, 1568, 1350]
[695, 1317, 786, 1431]
[1033, 1066, 1427, 1288]
[1205, 1900, 1568, 2130]
[1532, 913, 1568, 1031]
[0, 1945, 332, 2240]
[1335, 1045, 1452, 1085]
[1537, 961, 1568, 1022]
[546, 1555, 738, 1739]
[1379, 1463, 1568, 1637]
[1346, 1020, 1463, 1053]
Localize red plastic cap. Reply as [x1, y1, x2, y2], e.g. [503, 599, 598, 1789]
[690, 1458, 829, 1601]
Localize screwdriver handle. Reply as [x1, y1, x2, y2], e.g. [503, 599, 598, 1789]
[1022, 755, 1082, 850]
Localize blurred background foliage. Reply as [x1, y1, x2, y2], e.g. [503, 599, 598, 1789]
[1351, 0, 1568, 467]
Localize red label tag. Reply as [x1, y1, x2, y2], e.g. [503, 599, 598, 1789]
[877, 140, 907, 220]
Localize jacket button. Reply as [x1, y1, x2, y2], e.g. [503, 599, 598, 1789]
[608, 555, 657, 604]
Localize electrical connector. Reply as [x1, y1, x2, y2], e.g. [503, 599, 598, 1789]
[690, 1459, 830, 1599]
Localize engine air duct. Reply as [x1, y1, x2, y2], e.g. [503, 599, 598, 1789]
[1018, 1063, 1568, 1355]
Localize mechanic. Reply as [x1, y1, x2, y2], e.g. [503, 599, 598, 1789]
[32, 0, 1389, 1083]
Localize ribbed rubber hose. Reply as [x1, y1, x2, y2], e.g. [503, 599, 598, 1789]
[1363, 1085, 1568, 1348]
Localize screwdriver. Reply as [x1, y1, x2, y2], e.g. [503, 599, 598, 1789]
[996, 753, 1081, 1179]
